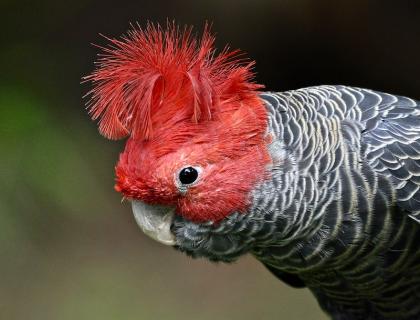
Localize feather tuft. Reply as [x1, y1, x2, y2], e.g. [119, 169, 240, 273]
[84, 22, 263, 140]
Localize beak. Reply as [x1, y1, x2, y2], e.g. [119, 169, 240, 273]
[131, 200, 176, 246]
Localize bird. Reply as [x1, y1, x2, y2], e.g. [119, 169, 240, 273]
[85, 23, 420, 320]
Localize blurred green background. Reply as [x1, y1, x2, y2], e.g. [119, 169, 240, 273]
[2, 1, 420, 319]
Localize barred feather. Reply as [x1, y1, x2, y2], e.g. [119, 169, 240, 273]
[173, 85, 420, 320]
[85, 23, 420, 320]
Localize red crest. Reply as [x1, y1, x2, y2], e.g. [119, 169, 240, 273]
[85, 22, 263, 140]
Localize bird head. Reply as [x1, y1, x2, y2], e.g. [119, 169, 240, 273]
[85, 23, 272, 261]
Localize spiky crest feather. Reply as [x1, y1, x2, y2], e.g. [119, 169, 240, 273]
[85, 22, 263, 140]
[86, 22, 270, 222]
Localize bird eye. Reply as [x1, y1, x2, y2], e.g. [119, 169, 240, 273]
[178, 166, 199, 185]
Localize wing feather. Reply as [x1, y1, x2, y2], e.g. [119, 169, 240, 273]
[354, 88, 420, 221]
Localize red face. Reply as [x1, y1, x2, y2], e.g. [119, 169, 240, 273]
[85, 24, 271, 222]
[115, 103, 271, 222]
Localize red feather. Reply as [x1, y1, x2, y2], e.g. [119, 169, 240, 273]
[84, 22, 263, 140]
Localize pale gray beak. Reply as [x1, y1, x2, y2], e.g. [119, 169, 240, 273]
[131, 200, 176, 246]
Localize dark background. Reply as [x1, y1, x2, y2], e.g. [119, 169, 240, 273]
[2, 1, 420, 319]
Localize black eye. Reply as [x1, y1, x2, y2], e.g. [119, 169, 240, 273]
[179, 167, 199, 185]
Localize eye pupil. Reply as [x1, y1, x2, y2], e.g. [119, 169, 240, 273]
[179, 167, 198, 185]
